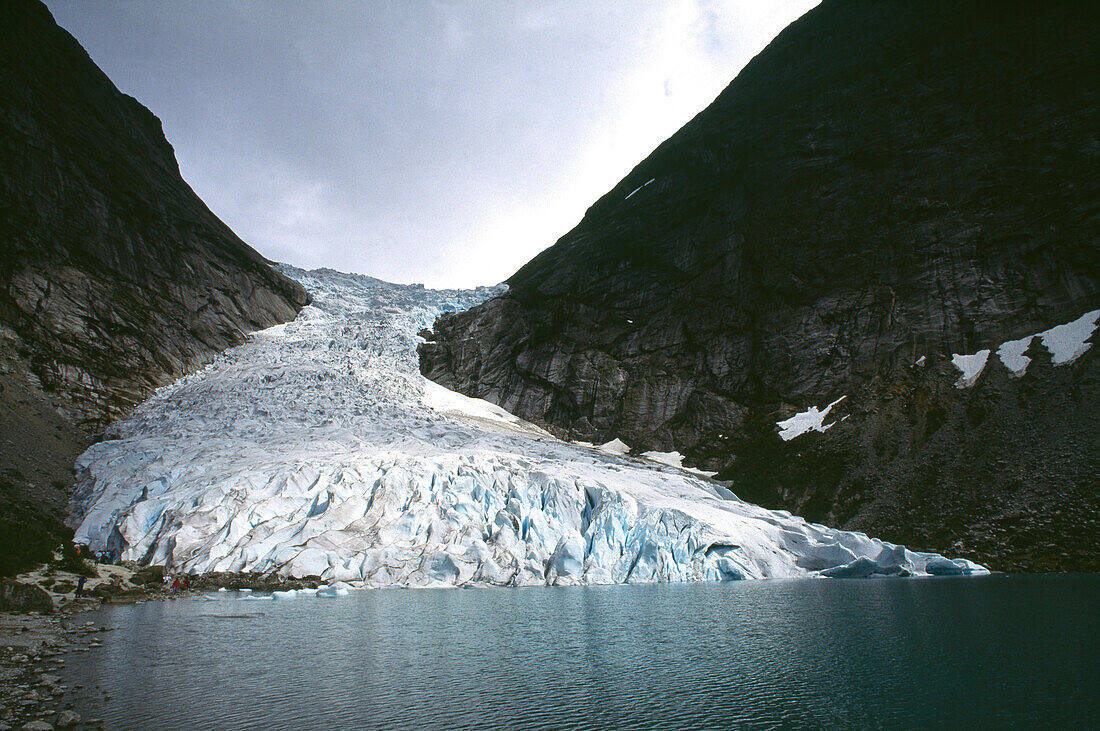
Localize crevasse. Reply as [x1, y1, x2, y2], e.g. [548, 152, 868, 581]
[69, 267, 986, 586]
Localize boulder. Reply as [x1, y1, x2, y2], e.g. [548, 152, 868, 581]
[90, 583, 123, 599]
[55, 711, 79, 728]
[21, 721, 53, 731]
[129, 566, 165, 587]
[0, 580, 53, 614]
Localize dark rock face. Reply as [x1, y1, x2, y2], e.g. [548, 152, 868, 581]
[727, 342, 1100, 573]
[187, 572, 324, 592]
[420, 0, 1100, 570]
[0, 0, 308, 573]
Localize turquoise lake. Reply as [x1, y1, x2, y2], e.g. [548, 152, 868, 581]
[60, 574, 1100, 729]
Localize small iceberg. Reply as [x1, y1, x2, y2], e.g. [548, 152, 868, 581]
[316, 582, 351, 598]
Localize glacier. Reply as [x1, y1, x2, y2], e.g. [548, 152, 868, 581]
[69, 267, 985, 587]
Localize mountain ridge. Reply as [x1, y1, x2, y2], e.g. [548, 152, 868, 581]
[420, 0, 1100, 570]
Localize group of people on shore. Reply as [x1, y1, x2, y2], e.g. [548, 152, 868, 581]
[164, 574, 192, 595]
[71, 543, 117, 565]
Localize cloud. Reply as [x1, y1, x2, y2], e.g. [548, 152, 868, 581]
[45, 0, 819, 288]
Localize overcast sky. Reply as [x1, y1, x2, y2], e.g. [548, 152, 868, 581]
[46, 1, 818, 288]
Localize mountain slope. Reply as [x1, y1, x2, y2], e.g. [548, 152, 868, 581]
[419, 0, 1100, 570]
[69, 267, 984, 585]
[0, 0, 308, 573]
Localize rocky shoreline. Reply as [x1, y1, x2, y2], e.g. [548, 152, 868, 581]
[0, 608, 108, 730]
[0, 562, 326, 730]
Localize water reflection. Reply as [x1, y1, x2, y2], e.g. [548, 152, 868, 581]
[62, 575, 1100, 729]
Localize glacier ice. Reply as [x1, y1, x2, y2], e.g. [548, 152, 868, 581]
[69, 267, 985, 586]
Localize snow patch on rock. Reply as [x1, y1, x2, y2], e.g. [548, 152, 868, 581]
[641, 450, 684, 468]
[953, 309, 1099, 385]
[1040, 310, 1099, 365]
[624, 178, 656, 200]
[996, 336, 1034, 377]
[596, 439, 631, 456]
[777, 396, 847, 441]
[952, 349, 991, 388]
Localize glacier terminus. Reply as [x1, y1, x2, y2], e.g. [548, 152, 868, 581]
[70, 267, 986, 587]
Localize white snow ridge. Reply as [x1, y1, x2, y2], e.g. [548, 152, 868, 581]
[69, 267, 985, 587]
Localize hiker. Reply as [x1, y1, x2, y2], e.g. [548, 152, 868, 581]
[75, 576, 86, 598]
[171, 577, 180, 595]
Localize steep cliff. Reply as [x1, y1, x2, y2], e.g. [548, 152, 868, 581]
[0, 0, 308, 573]
[420, 0, 1100, 570]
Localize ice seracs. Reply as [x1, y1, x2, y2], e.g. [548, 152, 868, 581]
[69, 267, 985, 586]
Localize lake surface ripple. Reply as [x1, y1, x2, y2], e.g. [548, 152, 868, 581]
[61, 574, 1100, 729]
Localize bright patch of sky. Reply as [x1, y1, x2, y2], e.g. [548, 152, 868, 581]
[45, 0, 819, 288]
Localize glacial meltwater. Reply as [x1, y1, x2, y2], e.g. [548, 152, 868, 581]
[61, 574, 1098, 729]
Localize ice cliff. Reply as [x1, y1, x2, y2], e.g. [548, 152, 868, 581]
[70, 268, 985, 586]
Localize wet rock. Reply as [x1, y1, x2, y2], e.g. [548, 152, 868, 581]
[54, 712, 78, 729]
